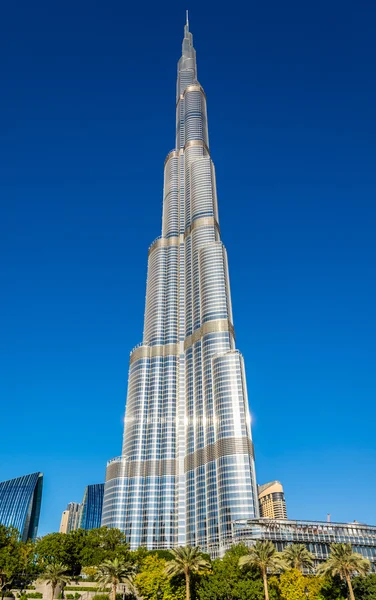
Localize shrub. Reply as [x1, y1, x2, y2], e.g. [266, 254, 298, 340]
[26, 594, 43, 599]
[92, 595, 109, 600]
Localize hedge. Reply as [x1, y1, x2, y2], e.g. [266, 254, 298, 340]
[64, 588, 100, 593]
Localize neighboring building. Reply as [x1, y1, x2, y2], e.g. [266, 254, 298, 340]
[79, 484, 104, 530]
[232, 518, 376, 570]
[59, 502, 81, 533]
[0, 472, 43, 541]
[103, 13, 258, 557]
[258, 481, 287, 519]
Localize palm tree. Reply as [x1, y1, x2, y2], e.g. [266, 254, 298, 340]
[239, 541, 283, 600]
[317, 543, 370, 600]
[43, 563, 70, 600]
[165, 546, 211, 600]
[282, 544, 314, 572]
[95, 557, 134, 600]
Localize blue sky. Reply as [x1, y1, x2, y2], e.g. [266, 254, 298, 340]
[1, 1, 375, 535]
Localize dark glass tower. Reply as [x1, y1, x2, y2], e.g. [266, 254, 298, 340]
[79, 483, 104, 530]
[102, 14, 258, 556]
[0, 472, 43, 541]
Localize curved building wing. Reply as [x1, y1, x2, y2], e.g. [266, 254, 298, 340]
[0, 472, 43, 541]
[102, 16, 258, 556]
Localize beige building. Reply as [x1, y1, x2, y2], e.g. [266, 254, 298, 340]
[258, 481, 287, 519]
[59, 502, 81, 533]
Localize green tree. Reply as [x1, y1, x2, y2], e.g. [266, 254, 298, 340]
[13, 540, 40, 592]
[42, 563, 70, 600]
[95, 558, 134, 600]
[282, 545, 314, 572]
[197, 544, 278, 600]
[165, 546, 211, 600]
[134, 554, 185, 600]
[35, 531, 87, 576]
[81, 529, 130, 568]
[0, 526, 33, 599]
[279, 569, 323, 600]
[352, 573, 376, 600]
[317, 544, 370, 600]
[239, 541, 284, 600]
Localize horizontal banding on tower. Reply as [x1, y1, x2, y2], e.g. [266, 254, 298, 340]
[129, 343, 179, 365]
[184, 318, 235, 350]
[184, 437, 255, 472]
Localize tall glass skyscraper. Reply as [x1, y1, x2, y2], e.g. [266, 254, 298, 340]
[0, 472, 43, 541]
[102, 15, 258, 556]
[79, 483, 104, 530]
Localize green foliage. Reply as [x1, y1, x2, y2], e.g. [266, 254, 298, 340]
[42, 563, 70, 600]
[239, 541, 284, 576]
[317, 543, 371, 600]
[281, 545, 314, 572]
[25, 594, 43, 598]
[317, 543, 370, 580]
[165, 546, 212, 600]
[279, 569, 323, 600]
[95, 557, 134, 600]
[92, 596, 109, 600]
[35, 532, 86, 577]
[0, 526, 39, 595]
[80, 529, 130, 569]
[134, 554, 185, 600]
[64, 589, 98, 592]
[352, 574, 376, 600]
[197, 544, 279, 600]
[35, 528, 131, 578]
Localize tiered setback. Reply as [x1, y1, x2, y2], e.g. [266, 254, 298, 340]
[102, 20, 258, 556]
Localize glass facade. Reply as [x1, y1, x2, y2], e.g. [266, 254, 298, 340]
[102, 15, 258, 556]
[79, 483, 104, 530]
[233, 519, 376, 569]
[0, 472, 43, 541]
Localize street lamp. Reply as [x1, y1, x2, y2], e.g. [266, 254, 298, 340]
[304, 587, 309, 598]
[156, 585, 163, 600]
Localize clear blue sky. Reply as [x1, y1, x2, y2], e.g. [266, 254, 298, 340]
[1, 1, 375, 536]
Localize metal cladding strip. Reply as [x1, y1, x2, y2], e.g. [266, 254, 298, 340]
[184, 318, 235, 350]
[184, 437, 255, 472]
[129, 343, 179, 364]
[184, 138, 210, 154]
[176, 83, 207, 106]
[184, 215, 220, 238]
[148, 235, 180, 256]
[164, 149, 179, 167]
[106, 458, 176, 480]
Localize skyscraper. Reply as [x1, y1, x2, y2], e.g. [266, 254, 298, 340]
[102, 14, 258, 556]
[0, 472, 43, 541]
[59, 502, 81, 533]
[79, 484, 104, 530]
[258, 481, 287, 519]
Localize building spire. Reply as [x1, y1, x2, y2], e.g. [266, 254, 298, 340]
[184, 9, 190, 38]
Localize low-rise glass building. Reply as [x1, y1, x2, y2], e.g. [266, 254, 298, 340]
[232, 518, 376, 568]
[79, 483, 104, 530]
[0, 472, 43, 541]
